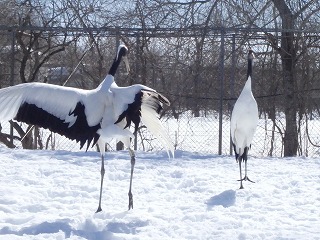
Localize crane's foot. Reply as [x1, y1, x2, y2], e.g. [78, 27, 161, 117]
[243, 175, 255, 183]
[238, 176, 255, 183]
[96, 206, 102, 213]
[128, 192, 133, 210]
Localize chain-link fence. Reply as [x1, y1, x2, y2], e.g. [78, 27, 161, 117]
[1, 26, 320, 157]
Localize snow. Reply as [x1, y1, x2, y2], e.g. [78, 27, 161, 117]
[0, 146, 320, 240]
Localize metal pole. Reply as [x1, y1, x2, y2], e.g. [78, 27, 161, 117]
[133, 34, 140, 151]
[230, 34, 236, 155]
[115, 30, 124, 151]
[218, 29, 225, 155]
[9, 30, 16, 146]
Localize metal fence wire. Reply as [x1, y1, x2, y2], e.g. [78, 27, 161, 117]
[1, 26, 320, 157]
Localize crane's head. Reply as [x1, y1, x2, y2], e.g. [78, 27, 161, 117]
[117, 44, 130, 74]
[248, 48, 255, 61]
[247, 48, 255, 79]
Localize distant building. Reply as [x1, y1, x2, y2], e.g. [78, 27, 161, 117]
[45, 67, 69, 85]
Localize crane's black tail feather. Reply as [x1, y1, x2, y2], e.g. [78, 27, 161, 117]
[233, 144, 249, 162]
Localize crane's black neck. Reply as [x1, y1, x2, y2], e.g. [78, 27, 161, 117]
[247, 50, 254, 79]
[108, 47, 127, 76]
[247, 59, 252, 79]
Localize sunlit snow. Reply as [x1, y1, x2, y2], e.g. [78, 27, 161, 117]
[0, 146, 319, 239]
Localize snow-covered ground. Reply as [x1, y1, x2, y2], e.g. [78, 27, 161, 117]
[0, 146, 319, 240]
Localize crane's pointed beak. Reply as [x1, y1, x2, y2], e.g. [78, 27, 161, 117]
[123, 56, 130, 75]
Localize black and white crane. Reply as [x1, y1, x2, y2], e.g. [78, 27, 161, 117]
[0, 44, 174, 212]
[230, 49, 258, 189]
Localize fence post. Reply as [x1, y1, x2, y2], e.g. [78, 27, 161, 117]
[230, 34, 236, 155]
[9, 29, 15, 146]
[115, 30, 124, 151]
[133, 34, 140, 151]
[218, 28, 225, 155]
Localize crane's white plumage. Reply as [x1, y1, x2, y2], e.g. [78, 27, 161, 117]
[230, 49, 258, 189]
[230, 76, 258, 156]
[0, 44, 173, 212]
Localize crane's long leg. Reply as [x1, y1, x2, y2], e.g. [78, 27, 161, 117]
[96, 154, 105, 213]
[238, 158, 244, 189]
[239, 147, 255, 183]
[236, 148, 244, 189]
[128, 148, 135, 210]
[243, 159, 255, 183]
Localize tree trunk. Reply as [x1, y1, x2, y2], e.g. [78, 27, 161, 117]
[272, 0, 298, 156]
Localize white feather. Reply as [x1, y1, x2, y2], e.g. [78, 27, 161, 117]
[64, 113, 78, 128]
[140, 92, 174, 158]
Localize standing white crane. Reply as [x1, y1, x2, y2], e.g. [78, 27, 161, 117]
[0, 44, 174, 212]
[230, 49, 258, 189]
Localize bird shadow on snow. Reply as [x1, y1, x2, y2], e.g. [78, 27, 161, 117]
[0, 220, 109, 239]
[206, 189, 236, 210]
[0, 216, 149, 240]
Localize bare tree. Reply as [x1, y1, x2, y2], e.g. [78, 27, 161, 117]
[0, 0, 79, 149]
[270, 0, 319, 156]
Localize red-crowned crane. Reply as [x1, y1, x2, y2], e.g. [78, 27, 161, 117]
[230, 49, 258, 189]
[0, 44, 174, 212]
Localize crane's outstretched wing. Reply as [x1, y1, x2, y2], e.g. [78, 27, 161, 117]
[114, 86, 174, 157]
[0, 82, 103, 150]
[140, 90, 174, 157]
